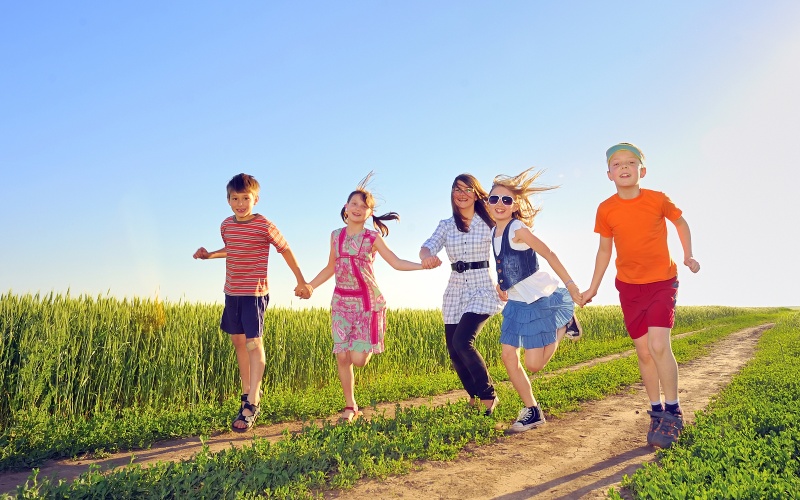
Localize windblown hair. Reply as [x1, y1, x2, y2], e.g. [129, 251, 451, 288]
[226, 173, 260, 197]
[491, 168, 557, 227]
[340, 172, 400, 237]
[451, 173, 495, 233]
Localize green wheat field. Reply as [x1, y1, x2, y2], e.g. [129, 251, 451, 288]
[1, 292, 798, 498]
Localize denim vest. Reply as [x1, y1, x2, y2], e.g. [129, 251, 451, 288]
[493, 221, 539, 291]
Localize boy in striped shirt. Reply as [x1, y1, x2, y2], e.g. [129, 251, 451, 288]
[193, 173, 311, 432]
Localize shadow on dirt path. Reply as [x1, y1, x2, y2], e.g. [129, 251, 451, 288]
[0, 324, 772, 497]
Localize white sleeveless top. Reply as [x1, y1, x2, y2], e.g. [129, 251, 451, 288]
[493, 219, 559, 304]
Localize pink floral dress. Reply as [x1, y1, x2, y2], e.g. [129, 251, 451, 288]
[330, 227, 387, 354]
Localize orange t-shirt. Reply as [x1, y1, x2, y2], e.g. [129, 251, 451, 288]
[594, 189, 683, 284]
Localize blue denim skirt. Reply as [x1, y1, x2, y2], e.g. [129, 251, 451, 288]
[499, 288, 574, 349]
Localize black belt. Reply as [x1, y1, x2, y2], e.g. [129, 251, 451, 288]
[451, 260, 490, 273]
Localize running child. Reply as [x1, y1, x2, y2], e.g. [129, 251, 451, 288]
[302, 173, 427, 422]
[193, 173, 311, 432]
[581, 142, 700, 448]
[489, 168, 583, 433]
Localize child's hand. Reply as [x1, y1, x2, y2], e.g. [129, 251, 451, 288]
[421, 256, 442, 269]
[193, 247, 209, 259]
[295, 283, 313, 299]
[495, 284, 508, 302]
[580, 288, 596, 305]
[684, 257, 700, 273]
[566, 283, 583, 307]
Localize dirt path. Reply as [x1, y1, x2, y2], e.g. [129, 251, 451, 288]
[0, 324, 771, 497]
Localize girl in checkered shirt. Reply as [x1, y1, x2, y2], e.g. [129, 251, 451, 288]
[420, 174, 505, 416]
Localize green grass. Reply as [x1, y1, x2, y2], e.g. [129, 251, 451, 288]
[5, 303, 790, 498]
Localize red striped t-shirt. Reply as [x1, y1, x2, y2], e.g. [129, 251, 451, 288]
[220, 214, 288, 296]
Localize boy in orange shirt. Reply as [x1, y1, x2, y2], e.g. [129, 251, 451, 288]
[582, 143, 700, 448]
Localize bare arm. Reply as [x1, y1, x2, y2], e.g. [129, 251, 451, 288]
[374, 236, 424, 271]
[193, 247, 226, 259]
[581, 236, 613, 304]
[515, 227, 582, 305]
[419, 246, 442, 269]
[672, 216, 700, 273]
[308, 240, 337, 290]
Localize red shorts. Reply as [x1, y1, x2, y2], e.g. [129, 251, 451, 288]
[615, 277, 679, 339]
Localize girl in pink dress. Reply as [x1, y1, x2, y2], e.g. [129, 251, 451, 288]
[305, 174, 429, 422]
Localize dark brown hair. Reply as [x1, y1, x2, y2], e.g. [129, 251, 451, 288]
[226, 173, 260, 198]
[340, 189, 400, 237]
[451, 173, 494, 232]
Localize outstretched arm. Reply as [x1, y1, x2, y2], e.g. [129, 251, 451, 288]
[279, 247, 312, 298]
[673, 217, 700, 273]
[307, 240, 337, 292]
[581, 236, 613, 304]
[374, 236, 424, 271]
[515, 227, 582, 306]
[193, 247, 226, 259]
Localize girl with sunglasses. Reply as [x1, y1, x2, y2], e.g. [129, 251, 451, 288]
[488, 167, 584, 433]
[303, 173, 427, 422]
[420, 174, 505, 416]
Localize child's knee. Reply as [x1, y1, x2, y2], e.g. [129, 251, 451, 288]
[245, 338, 261, 352]
[525, 360, 545, 373]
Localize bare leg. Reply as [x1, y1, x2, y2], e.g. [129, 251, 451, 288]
[523, 327, 566, 374]
[647, 326, 679, 402]
[231, 336, 265, 429]
[336, 351, 357, 411]
[230, 334, 251, 396]
[632, 333, 663, 404]
[501, 344, 536, 408]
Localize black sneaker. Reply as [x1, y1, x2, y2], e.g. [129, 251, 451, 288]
[564, 315, 583, 340]
[509, 405, 546, 433]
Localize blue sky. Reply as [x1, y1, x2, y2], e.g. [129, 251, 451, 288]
[2, 1, 798, 310]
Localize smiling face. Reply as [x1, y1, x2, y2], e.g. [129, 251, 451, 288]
[607, 149, 646, 191]
[451, 179, 477, 213]
[487, 185, 517, 223]
[227, 190, 259, 221]
[344, 192, 373, 224]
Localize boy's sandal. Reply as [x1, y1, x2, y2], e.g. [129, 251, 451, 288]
[231, 401, 260, 433]
[231, 393, 249, 426]
[338, 406, 362, 423]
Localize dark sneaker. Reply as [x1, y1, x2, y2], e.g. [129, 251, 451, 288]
[564, 315, 583, 340]
[509, 405, 546, 433]
[646, 410, 664, 446]
[649, 412, 684, 448]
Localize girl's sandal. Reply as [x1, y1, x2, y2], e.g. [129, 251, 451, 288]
[338, 406, 362, 423]
[231, 401, 260, 433]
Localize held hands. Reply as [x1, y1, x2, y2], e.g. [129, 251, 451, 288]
[566, 282, 585, 308]
[580, 287, 597, 306]
[421, 256, 442, 270]
[495, 284, 508, 302]
[193, 247, 209, 259]
[294, 283, 313, 300]
[684, 257, 701, 273]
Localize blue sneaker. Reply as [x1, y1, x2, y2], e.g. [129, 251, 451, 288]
[509, 405, 546, 433]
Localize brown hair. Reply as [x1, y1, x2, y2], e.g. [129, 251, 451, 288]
[491, 168, 557, 227]
[340, 189, 400, 237]
[451, 173, 495, 233]
[226, 173, 260, 198]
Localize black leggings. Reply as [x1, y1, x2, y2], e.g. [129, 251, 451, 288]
[445, 312, 495, 401]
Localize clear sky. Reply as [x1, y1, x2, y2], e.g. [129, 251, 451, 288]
[2, 1, 798, 310]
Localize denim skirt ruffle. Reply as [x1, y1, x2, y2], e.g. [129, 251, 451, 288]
[499, 288, 575, 349]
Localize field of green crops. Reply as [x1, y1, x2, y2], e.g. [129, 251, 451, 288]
[1, 292, 795, 498]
